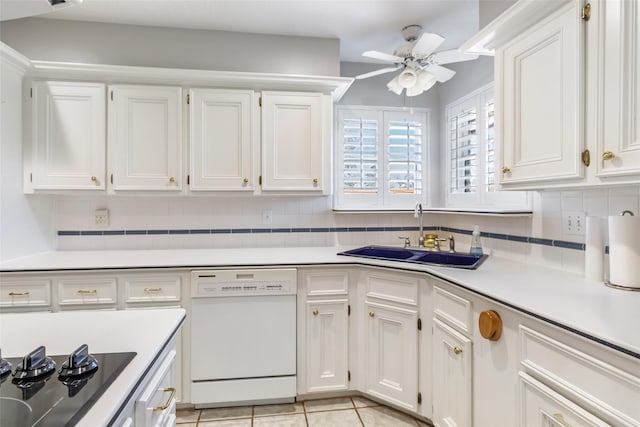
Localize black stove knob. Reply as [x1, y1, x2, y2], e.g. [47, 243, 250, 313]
[13, 346, 56, 380]
[58, 344, 98, 379]
[0, 349, 12, 384]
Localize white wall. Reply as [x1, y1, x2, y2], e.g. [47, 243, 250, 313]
[0, 48, 55, 262]
[0, 18, 340, 76]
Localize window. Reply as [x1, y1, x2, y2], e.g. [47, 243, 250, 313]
[335, 106, 429, 210]
[445, 84, 528, 209]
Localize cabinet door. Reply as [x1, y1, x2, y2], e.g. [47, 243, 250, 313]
[189, 89, 256, 191]
[261, 91, 326, 192]
[432, 318, 472, 427]
[597, 0, 640, 177]
[109, 85, 183, 191]
[365, 301, 418, 411]
[305, 299, 349, 393]
[31, 81, 106, 190]
[499, 2, 584, 185]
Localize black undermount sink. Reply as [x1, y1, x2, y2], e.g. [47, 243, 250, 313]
[337, 245, 488, 270]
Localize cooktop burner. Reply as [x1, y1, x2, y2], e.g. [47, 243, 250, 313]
[0, 346, 135, 427]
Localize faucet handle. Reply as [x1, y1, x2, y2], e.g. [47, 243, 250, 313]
[398, 236, 411, 248]
[447, 235, 455, 253]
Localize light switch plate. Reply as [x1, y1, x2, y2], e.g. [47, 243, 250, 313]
[95, 208, 109, 227]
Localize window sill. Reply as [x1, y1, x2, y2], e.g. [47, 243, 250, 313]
[333, 207, 533, 216]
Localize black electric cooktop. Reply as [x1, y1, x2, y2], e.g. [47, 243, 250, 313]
[0, 346, 135, 427]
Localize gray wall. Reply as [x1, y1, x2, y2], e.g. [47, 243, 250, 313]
[438, 55, 494, 106]
[0, 18, 340, 76]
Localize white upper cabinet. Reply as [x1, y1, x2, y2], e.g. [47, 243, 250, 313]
[498, 1, 584, 186]
[189, 89, 257, 191]
[596, 0, 640, 178]
[30, 81, 106, 190]
[108, 84, 183, 191]
[261, 91, 329, 193]
[465, 0, 640, 189]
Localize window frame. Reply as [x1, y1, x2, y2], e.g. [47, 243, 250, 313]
[335, 105, 430, 211]
[444, 84, 529, 209]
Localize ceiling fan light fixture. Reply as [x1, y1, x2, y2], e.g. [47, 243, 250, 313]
[405, 85, 424, 97]
[398, 68, 418, 88]
[416, 70, 437, 91]
[387, 75, 404, 95]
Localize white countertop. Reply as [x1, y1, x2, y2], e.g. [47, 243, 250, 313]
[2, 246, 640, 359]
[0, 308, 186, 426]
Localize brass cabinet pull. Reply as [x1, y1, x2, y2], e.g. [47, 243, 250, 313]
[312, 309, 319, 316]
[243, 178, 249, 184]
[501, 166, 511, 174]
[169, 177, 176, 183]
[152, 387, 176, 411]
[144, 287, 162, 293]
[582, 3, 591, 21]
[8, 291, 30, 296]
[552, 413, 572, 427]
[77, 289, 97, 294]
[91, 176, 97, 182]
[369, 311, 375, 317]
[602, 151, 616, 161]
[313, 178, 318, 184]
[453, 347, 463, 355]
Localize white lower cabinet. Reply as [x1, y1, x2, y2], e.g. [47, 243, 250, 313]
[432, 318, 472, 427]
[297, 268, 350, 395]
[135, 349, 178, 427]
[365, 300, 419, 411]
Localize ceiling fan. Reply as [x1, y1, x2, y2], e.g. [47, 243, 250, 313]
[356, 25, 479, 96]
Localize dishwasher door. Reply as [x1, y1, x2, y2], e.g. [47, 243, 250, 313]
[190, 268, 297, 406]
[191, 294, 296, 380]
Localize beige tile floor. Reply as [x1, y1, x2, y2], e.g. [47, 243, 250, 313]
[176, 396, 433, 427]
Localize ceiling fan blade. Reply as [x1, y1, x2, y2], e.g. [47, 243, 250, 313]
[431, 49, 480, 65]
[355, 66, 402, 80]
[424, 64, 456, 82]
[412, 33, 445, 57]
[362, 50, 404, 63]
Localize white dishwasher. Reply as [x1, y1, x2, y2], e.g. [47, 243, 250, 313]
[190, 268, 297, 407]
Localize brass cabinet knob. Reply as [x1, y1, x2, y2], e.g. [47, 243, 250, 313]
[313, 178, 318, 184]
[91, 176, 97, 182]
[312, 309, 319, 316]
[369, 311, 375, 317]
[479, 310, 503, 341]
[243, 178, 249, 184]
[602, 151, 616, 161]
[501, 166, 511, 174]
[453, 347, 463, 355]
[169, 177, 176, 183]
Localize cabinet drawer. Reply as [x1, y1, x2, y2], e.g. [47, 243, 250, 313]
[135, 349, 176, 427]
[520, 325, 640, 425]
[0, 279, 51, 307]
[519, 372, 610, 426]
[433, 285, 472, 335]
[364, 271, 419, 306]
[303, 270, 348, 296]
[124, 275, 181, 304]
[57, 277, 117, 306]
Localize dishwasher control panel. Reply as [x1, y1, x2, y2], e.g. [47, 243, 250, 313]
[191, 268, 297, 297]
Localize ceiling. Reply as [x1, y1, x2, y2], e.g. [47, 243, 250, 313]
[12, 0, 481, 63]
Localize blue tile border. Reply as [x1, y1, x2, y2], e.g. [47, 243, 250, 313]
[57, 226, 586, 251]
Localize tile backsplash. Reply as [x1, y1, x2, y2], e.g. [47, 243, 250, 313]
[55, 186, 640, 275]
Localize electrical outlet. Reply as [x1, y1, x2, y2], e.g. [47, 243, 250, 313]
[95, 208, 109, 227]
[563, 211, 585, 235]
[262, 209, 273, 225]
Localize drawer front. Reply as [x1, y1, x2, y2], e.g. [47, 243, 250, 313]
[58, 277, 117, 306]
[304, 270, 348, 296]
[520, 325, 640, 425]
[433, 285, 472, 335]
[124, 275, 181, 304]
[519, 372, 611, 427]
[365, 271, 419, 306]
[136, 349, 176, 427]
[0, 279, 51, 307]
